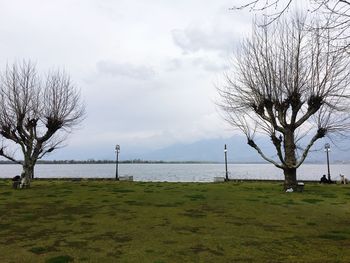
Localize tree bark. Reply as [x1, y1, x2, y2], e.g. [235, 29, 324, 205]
[283, 130, 298, 190]
[283, 167, 297, 190]
[21, 160, 34, 188]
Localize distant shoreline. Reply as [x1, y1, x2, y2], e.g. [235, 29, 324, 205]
[0, 160, 349, 165]
[0, 177, 321, 182]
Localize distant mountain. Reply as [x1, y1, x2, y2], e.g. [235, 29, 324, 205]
[138, 135, 350, 163]
[42, 134, 350, 164]
[138, 135, 275, 163]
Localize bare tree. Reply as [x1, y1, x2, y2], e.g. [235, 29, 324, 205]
[0, 61, 85, 187]
[218, 15, 350, 189]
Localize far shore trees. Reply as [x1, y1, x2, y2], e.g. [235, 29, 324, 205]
[218, 14, 350, 189]
[0, 61, 85, 187]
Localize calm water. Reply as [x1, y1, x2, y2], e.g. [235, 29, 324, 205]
[0, 163, 349, 182]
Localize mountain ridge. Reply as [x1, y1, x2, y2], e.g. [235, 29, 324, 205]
[137, 135, 349, 163]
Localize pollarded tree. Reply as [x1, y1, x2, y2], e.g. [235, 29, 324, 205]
[218, 15, 350, 189]
[0, 62, 85, 187]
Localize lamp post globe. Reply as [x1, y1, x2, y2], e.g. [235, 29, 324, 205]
[324, 143, 330, 151]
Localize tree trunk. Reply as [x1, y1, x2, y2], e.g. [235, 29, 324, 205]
[283, 130, 297, 190]
[21, 162, 34, 188]
[283, 167, 297, 190]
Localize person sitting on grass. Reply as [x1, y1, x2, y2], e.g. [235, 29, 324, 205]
[320, 174, 329, 184]
[11, 175, 21, 189]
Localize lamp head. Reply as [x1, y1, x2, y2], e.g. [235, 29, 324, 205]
[324, 143, 330, 152]
[115, 144, 120, 153]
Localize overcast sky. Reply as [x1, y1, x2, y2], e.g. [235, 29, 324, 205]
[0, 0, 261, 160]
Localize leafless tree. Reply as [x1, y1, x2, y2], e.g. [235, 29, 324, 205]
[233, 0, 350, 50]
[0, 61, 85, 187]
[218, 15, 350, 189]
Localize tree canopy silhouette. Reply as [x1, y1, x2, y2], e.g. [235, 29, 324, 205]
[218, 15, 350, 189]
[0, 61, 85, 187]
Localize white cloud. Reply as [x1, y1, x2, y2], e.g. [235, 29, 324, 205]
[171, 27, 237, 54]
[0, 0, 254, 159]
[192, 57, 228, 72]
[96, 60, 155, 80]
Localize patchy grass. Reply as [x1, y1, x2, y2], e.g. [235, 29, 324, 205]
[0, 180, 350, 262]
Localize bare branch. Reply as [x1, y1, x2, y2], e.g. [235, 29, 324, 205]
[233, 1, 350, 50]
[0, 146, 22, 165]
[295, 128, 326, 167]
[247, 138, 284, 168]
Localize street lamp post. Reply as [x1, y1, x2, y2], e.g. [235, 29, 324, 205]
[324, 143, 331, 182]
[115, 145, 120, 180]
[224, 144, 228, 181]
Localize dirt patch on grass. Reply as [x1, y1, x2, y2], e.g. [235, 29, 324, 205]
[91, 232, 132, 243]
[189, 244, 224, 256]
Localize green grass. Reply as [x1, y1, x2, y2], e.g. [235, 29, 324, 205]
[0, 180, 350, 262]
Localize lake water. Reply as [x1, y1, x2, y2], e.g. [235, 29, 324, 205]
[0, 163, 349, 182]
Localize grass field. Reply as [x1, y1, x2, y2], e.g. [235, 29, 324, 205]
[0, 180, 350, 263]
